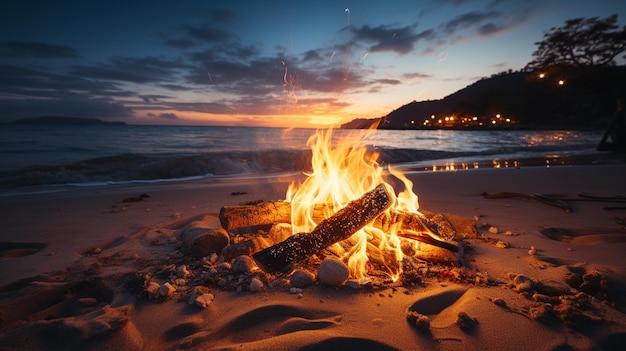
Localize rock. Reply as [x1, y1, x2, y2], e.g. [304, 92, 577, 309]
[317, 257, 349, 286]
[194, 293, 215, 308]
[290, 269, 315, 288]
[232, 255, 255, 273]
[509, 273, 534, 292]
[456, 312, 478, 331]
[180, 218, 230, 257]
[177, 265, 190, 278]
[495, 240, 509, 248]
[249, 277, 264, 292]
[405, 309, 430, 331]
[158, 282, 176, 297]
[217, 262, 232, 271]
[146, 281, 160, 296]
[289, 287, 303, 294]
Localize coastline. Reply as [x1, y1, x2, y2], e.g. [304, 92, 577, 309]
[1, 164, 626, 350]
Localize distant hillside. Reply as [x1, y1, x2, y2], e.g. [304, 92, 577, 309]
[12, 116, 126, 125]
[343, 65, 626, 129]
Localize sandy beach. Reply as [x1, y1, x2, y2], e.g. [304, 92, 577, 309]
[1, 164, 625, 350]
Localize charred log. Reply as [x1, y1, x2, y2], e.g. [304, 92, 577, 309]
[252, 184, 393, 273]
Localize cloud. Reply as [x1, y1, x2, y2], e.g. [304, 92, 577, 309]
[442, 10, 502, 34]
[71, 56, 186, 84]
[147, 112, 179, 120]
[0, 41, 79, 59]
[348, 25, 432, 55]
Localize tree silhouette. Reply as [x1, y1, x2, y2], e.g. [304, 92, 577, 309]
[525, 14, 626, 71]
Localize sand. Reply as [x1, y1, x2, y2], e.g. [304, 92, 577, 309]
[1, 165, 625, 350]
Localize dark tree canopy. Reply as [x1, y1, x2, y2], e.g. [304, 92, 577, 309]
[525, 14, 626, 71]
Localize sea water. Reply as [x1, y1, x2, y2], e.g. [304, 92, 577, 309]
[0, 124, 608, 190]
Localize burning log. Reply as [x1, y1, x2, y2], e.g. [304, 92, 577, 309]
[219, 201, 291, 231]
[221, 202, 455, 240]
[220, 202, 330, 231]
[253, 184, 393, 273]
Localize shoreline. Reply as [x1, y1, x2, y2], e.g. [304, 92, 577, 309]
[1, 151, 623, 198]
[1, 164, 626, 350]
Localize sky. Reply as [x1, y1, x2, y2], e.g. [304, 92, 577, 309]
[1, 0, 625, 128]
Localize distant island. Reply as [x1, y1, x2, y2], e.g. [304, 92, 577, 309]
[342, 65, 626, 130]
[12, 116, 127, 126]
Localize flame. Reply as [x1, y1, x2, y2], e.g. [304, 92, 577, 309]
[286, 127, 432, 281]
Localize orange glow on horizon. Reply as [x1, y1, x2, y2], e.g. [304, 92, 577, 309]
[139, 110, 359, 128]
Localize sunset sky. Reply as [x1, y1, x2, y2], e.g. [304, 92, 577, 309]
[1, 0, 624, 127]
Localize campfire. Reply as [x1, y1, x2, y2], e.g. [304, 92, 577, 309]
[218, 128, 462, 284]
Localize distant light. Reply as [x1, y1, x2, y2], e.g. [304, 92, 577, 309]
[411, 120, 414, 124]
[506, 118, 511, 123]
[472, 116, 478, 121]
[438, 119, 442, 124]
[558, 80, 565, 86]
[539, 73, 545, 79]
[496, 114, 501, 118]
[445, 116, 449, 121]
[491, 120, 496, 124]
[431, 115, 435, 119]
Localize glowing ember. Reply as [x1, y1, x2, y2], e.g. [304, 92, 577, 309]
[285, 128, 440, 281]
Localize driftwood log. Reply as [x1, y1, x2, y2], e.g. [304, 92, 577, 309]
[252, 184, 393, 273]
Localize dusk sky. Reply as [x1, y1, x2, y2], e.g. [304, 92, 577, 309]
[1, 1, 625, 128]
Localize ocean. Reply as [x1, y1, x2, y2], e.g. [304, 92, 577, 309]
[0, 124, 614, 193]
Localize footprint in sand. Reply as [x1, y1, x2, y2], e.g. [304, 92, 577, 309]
[171, 304, 381, 350]
[407, 286, 474, 330]
[0, 242, 48, 258]
[540, 227, 626, 245]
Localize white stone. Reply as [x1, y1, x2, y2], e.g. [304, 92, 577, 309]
[317, 257, 349, 286]
[249, 277, 264, 292]
[194, 293, 215, 308]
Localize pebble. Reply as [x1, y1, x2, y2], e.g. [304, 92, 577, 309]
[528, 246, 537, 255]
[456, 312, 478, 331]
[232, 255, 255, 273]
[177, 265, 190, 278]
[249, 277, 264, 292]
[217, 262, 232, 271]
[317, 257, 349, 286]
[290, 269, 315, 288]
[344, 279, 361, 289]
[510, 273, 534, 292]
[194, 293, 215, 308]
[495, 240, 509, 248]
[158, 282, 176, 297]
[146, 281, 160, 296]
[488, 226, 498, 234]
[289, 287, 303, 294]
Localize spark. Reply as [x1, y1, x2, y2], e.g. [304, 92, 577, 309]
[345, 8, 350, 25]
[392, 33, 397, 39]
[330, 51, 336, 61]
[438, 51, 448, 62]
[362, 52, 369, 61]
[208, 72, 214, 84]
